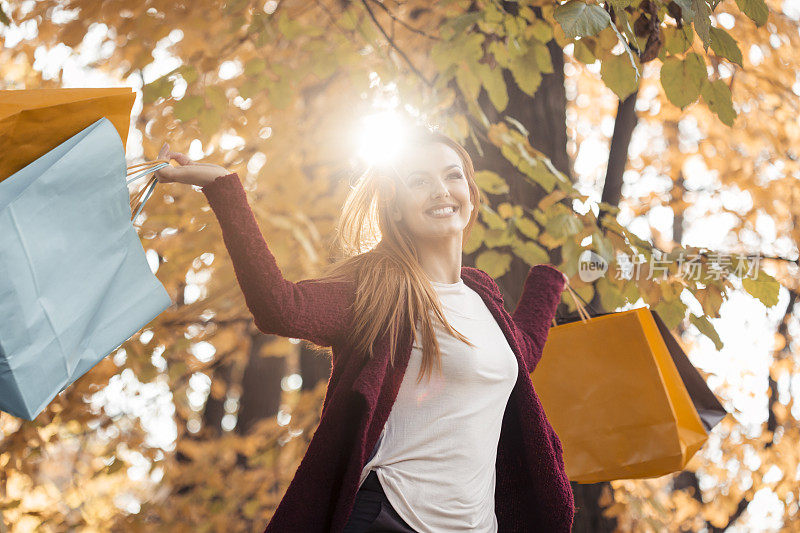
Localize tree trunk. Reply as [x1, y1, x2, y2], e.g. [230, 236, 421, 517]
[463, 31, 620, 531]
[237, 332, 286, 435]
[300, 342, 332, 392]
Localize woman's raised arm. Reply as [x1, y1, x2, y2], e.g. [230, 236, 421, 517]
[155, 145, 354, 348]
[510, 264, 567, 372]
[200, 174, 354, 348]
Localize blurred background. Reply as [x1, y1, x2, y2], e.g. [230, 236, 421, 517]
[0, 0, 798, 531]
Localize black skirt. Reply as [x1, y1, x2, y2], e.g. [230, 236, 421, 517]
[342, 470, 418, 533]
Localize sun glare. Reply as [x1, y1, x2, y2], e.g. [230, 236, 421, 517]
[355, 111, 409, 167]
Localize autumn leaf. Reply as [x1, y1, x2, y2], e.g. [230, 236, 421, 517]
[554, 0, 612, 40]
[661, 53, 707, 109]
[601, 51, 640, 100]
[701, 79, 737, 126]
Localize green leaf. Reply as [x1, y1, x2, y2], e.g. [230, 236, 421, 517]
[554, 0, 612, 39]
[484, 3, 504, 24]
[709, 27, 743, 67]
[481, 205, 507, 230]
[531, 41, 554, 73]
[456, 64, 481, 101]
[689, 314, 724, 350]
[179, 65, 199, 85]
[340, 8, 360, 31]
[511, 239, 550, 266]
[592, 230, 615, 263]
[509, 47, 543, 96]
[446, 12, 482, 38]
[477, 63, 509, 112]
[573, 39, 597, 64]
[464, 222, 486, 254]
[742, 270, 780, 307]
[623, 280, 641, 304]
[198, 108, 222, 137]
[173, 95, 204, 122]
[266, 80, 292, 109]
[545, 211, 582, 239]
[489, 41, 511, 68]
[701, 79, 737, 126]
[735, 0, 768, 26]
[514, 217, 540, 240]
[596, 277, 627, 310]
[458, 33, 486, 64]
[474, 170, 510, 194]
[143, 77, 173, 105]
[664, 25, 694, 54]
[601, 52, 640, 99]
[484, 228, 514, 248]
[672, 0, 695, 23]
[608, 0, 632, 8]
[660, 53, 707, 109]
[244, 58, 267, 77]
[653, 297, 687, 330]
[529, 19, 554, 42]
[432, 41, 458, 70]
[278, 12, 302, 39]
[476, 250, 513, 278]
[205, 86, 227, 110]
[691, 0, 712, 48]
[522, 159, 558, 192]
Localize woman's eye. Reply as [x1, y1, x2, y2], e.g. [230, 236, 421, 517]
[448, 173, 463, 180]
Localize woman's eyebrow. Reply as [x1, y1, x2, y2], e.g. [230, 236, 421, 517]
[406, 164, 463, 178]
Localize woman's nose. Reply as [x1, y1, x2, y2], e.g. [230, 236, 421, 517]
[431, 177, 450, 198]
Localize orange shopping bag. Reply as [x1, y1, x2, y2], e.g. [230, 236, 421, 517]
[0, 87, 135, 181]
[532, 283, 726, 483]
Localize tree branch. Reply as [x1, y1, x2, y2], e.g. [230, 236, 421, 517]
[361, 0, 433, 87]
[368, 0, 439, 41]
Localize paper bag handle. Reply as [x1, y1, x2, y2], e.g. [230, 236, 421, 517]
[552, 277, 591, 327]
[126, 159, 170, 222]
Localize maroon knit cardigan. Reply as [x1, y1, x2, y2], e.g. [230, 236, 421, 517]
[201, 173, 575, 532]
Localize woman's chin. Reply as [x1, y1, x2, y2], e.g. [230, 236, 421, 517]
[410, 227, 466, 241]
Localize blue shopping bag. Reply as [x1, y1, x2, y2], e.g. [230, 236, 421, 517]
[0, 117, 172, 420]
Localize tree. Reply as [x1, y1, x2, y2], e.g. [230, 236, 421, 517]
[1, 0, 796, 531]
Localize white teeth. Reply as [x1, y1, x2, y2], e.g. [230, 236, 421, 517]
[429, 206, 457, 216]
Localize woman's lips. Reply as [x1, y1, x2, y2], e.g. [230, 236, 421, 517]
[426, 206, 459, 218]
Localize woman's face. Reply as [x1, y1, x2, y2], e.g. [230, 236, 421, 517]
[390, 142, 474, 242]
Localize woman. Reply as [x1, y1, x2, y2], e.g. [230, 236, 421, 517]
[155, 128, 574, 532]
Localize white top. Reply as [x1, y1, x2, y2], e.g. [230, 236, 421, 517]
[357, 277, 519, 532]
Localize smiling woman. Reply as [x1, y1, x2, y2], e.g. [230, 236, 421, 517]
[318, 126, 484, 381]
[388, 142, 475, 255]
[162, 123, 572, 532]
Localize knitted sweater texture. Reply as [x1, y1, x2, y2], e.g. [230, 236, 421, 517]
[201, 173, 575, 532]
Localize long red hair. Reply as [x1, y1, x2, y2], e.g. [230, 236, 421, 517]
[318, 127, 484, 383]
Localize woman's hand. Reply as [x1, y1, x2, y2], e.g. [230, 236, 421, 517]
[154, 143, 230, 187]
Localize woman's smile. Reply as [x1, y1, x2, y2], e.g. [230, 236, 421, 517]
[426, 204, 459, 218]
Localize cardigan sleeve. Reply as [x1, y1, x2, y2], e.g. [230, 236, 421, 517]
[510, 264, 566, 372]
[200, 172, 353, 348]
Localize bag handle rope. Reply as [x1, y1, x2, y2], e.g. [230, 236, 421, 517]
[552, 276, 591, 327]
[126, 159, 170, 222]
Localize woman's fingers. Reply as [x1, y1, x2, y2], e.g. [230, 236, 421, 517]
[154, 162, 177, 183]
[157, 164, 200, 185]
[154, 143, 229, 186]
[168, 151, 193, 166]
